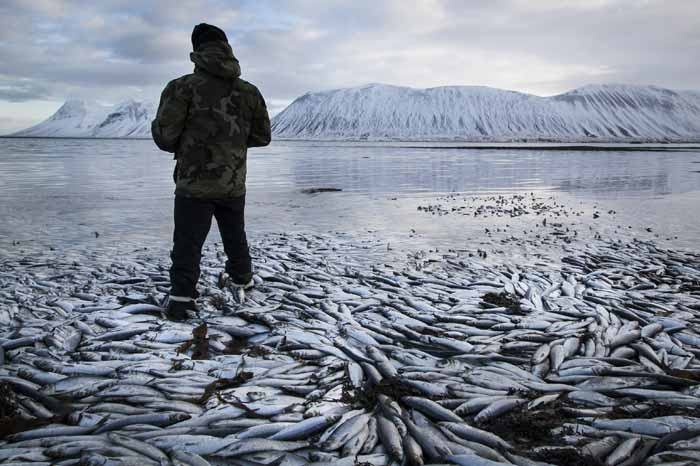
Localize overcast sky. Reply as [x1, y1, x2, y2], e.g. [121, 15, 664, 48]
[1, 0, 699, 133]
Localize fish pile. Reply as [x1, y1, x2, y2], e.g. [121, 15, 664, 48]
[1, 233, 700, 465]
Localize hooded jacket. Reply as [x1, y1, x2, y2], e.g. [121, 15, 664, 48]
[152, 40, 271, 199]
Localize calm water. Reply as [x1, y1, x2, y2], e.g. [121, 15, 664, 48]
[0, 138, 699, 253]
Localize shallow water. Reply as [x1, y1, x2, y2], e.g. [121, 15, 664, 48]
[0, 138, 699, 254]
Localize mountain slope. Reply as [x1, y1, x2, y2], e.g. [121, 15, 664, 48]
[271, 83, 700, 142]
[13, 100, 155, 138]
[12, 100, 107, 137]
[92, 100, 155, 138]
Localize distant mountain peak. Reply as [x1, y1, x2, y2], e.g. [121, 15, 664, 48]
[13, 99, 154, 138]
[51, 100, 88, 120]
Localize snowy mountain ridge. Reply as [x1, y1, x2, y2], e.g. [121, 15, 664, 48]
[12, 99, 156, 138]
[10, 83, 700, 141]
[271, 83, 700, 142]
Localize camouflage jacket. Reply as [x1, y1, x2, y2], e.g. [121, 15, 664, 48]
[152, 41, 271, 199]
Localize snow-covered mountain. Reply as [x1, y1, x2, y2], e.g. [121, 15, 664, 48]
[12, 83, 700, 141]
[12, 99, 155, 138]
[272, 83, 700, 142]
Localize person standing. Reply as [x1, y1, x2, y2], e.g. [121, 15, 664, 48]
[152, 23, 271, 320]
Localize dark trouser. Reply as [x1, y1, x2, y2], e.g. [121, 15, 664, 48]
[170, 195, 252, 299]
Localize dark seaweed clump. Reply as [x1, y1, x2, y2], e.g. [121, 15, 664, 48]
[0, 382, 18, 419]
[198, 371, 254, 404]
[247, 345, 273, 357]
[224, 337, 272, 357]
[341, 376, 427, 410]
[479, 401, 573, 444]
[479, 401, 599, 466]
[224, 337, 249, 355]
[0, 382, 54, 439]
[480, 292, 524, 314]
[176, 323, 209, 360]
[529, 447, 602, 466]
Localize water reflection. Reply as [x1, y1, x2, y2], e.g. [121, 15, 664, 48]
[282, 144, 695, 198]
[0, 138, 698, 249]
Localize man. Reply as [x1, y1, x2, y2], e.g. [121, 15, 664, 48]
[152, 23, 271, 321]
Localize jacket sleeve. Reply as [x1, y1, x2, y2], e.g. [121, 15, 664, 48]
[247, 88, 271, 148]
[151, 80, 189, 153]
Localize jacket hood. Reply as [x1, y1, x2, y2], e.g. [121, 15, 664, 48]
[190, 41, 241, 79]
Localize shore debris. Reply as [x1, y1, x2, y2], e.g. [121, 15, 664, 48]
[417, 193, 582, 219]
[301, 187, 343, 194]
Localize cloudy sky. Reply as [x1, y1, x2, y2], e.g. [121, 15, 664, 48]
[1, 0, 699, 133]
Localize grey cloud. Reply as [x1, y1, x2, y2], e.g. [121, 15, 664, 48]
[0, 77, 51, 102]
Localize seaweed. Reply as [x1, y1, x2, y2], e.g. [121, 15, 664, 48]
[529, 446, 602, 466]
[176, 323, 209, 360]
[480, 292, 524, 314]
[198, 371, 254, 404]
[0, 382, 19, 419]
[223, 337, 248, 355]
[340, 376, 429, 410]
[479, 401, 574, 445]
[247, 345, 272, 357]
[478, 400, 600, 465]
[0, 382, 54, 439]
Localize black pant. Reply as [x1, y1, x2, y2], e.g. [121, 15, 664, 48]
[170, 195, 252, 298]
